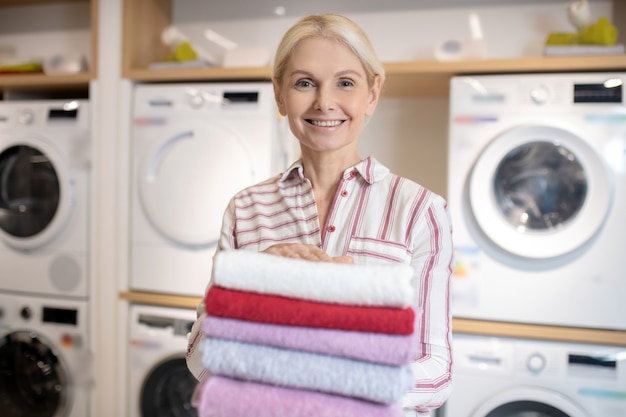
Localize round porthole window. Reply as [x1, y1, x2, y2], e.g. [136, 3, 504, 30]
[0, 331, 70, 417]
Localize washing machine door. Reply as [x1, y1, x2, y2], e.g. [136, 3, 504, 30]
[140, 356, 198, 417]
[0, 137, 73, 251]
[138, 122, 257, 247]
[0, 330, 70, 417]
[470, 387, 589, 417]
[468, 124, 612, 259]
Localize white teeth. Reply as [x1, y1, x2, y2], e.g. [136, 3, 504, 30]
[311, 120, 342, 127]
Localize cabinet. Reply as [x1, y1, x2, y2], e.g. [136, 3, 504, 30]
[122, 0, 626, 97]
[0, 0, 98, 96]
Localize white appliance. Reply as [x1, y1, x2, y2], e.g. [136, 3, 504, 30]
[127, 304, 199, 417]
[448, 73, 626, 330]
[130, 82, 292, 296]
[441, 333, 626, 417]
[0, 100, 91, 299]
[0, 291, 91, 417]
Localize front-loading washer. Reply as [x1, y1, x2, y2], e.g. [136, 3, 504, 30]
[0, 100, 91, 299]
[0, 291, 91, 417]
[448, 73, 626, 330]
[127, 304, 199, 417]
[440, 333, 626, 417]
[130, 82, 292, 296]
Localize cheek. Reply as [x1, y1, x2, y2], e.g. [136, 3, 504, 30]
[284, 97, 309, 119]
[345, 100, 370, 120]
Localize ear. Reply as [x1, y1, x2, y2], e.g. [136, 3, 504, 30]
[272, 77, 287, 116]
[365, 74, 382, 117]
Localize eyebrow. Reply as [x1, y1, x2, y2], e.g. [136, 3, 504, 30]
[289, 69, 364, 78]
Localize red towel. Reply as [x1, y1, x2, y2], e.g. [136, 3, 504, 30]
[205, 286, 415, 335]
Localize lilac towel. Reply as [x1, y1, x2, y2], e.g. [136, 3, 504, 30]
[201, 337, 414, 404]
[201, 315, 418, 366]
[192, 375, 405, 417]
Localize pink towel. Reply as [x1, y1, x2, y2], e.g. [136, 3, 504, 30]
[192, 375, 405, 417]
[201, 315, 419, 366]
[205, 286, 415, 335]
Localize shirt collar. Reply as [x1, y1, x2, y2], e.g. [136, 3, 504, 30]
[279, 156, 390, 185]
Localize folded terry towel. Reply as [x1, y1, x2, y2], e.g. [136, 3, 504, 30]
[201, 337, 414, 404]
[205, 286, 415, 335]
[201, 315, 419, 366]
[192, 375, 405, 417]
[212, 250, 414, 308]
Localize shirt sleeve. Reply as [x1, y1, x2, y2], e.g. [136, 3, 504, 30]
[403, 194, 454, 416]
[185, 199, 237, 380]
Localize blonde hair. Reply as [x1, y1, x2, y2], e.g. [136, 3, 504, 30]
[273, 13, 385, 89]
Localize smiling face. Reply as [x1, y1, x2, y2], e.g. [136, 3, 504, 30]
[274, 37, 381, 161]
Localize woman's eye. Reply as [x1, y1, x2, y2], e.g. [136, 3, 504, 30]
[339, 79, 355, 88]
[295, 80, 314, 88]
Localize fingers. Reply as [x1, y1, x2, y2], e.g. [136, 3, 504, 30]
[262, 243, 353, 263]
[331, 255, 354, 264]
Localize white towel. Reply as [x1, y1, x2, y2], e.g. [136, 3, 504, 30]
[212, 250, 414, 308]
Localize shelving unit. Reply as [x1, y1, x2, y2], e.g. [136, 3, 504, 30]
[117, 0, 626, 347]
[120, 0, 626, 97]
[0, 0, 98, 95]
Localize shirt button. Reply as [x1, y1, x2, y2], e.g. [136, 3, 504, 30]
[341, 190, 348, 197]
[350, 170, 357, 178]
[328, 225, 336, 233]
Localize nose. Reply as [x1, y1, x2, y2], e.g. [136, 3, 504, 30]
[314, 86, 335, 112]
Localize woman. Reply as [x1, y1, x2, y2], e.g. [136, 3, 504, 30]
[187, 13, 454, 416]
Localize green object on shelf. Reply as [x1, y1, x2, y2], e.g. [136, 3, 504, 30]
[545, 17, 618, 47]
[0, 62, 43, 74]
[578, 17, 618, 46]
[545, 32, 579, 45]
[166, 41, 198, 62]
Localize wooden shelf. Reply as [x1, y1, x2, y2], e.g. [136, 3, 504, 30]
[453, 318, 626, 347]
[120, 290, 203, 310]
[119, 290, 626, 346]
[123, 55, 626, 97]
[0, 73, 94, 89]
[125, 66, 272, 83]
[383, 55, 626, 96]
[0, 0, 86, 5]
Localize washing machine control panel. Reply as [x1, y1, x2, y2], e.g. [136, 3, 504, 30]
[1, 301, 79, 327]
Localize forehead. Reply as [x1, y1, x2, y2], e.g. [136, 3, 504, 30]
[287, 37, 364, 74]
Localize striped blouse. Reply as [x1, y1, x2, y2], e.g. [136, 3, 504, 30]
[186, 156, 454, 416]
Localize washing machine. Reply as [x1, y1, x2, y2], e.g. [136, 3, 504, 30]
[0, 100, 91, 299]
[0, 291, 91, 417]
[130, 82, 293, 296]
[448, 73, 626, 330]
[441, 333, 626, 417]
[127, 304, 199, 417]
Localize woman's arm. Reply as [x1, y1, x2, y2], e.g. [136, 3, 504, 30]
[403, 196, 454, 416]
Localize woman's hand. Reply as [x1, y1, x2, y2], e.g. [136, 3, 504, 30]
[262, 243, 353, 264]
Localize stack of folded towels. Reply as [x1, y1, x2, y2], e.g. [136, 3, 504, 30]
[192, 250, 420, 417]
